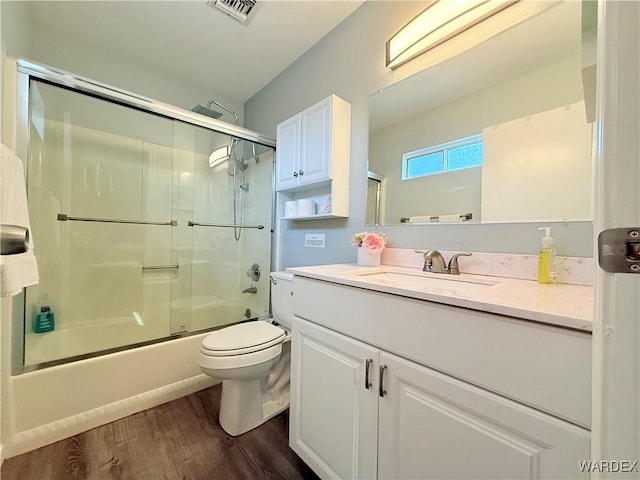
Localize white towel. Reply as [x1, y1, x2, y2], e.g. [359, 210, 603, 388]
[439, 214, 464, 223]
[409, 215, 429, 224]
[1, 144, 39, 296]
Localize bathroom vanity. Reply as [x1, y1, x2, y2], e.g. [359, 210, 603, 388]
[287, 264, 592, 479]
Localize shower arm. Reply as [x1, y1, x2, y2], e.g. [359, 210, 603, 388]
[208, 101, 238, 126]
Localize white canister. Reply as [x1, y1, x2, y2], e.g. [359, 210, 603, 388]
[296, 198, 316, 217]
[357, 247, 381, 267]
[285, 200, 298, 218]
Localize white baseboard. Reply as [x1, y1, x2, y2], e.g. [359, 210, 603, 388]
[4, 374, 218, 459]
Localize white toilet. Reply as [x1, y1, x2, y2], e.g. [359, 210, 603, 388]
[199, 271, 293, 436]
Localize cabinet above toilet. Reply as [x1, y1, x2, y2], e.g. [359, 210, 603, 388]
[275, 95, 351, 220]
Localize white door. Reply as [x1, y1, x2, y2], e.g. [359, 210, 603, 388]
[592, 0, 640, 468]
[300, 97, 332, 185]
[378, 352, 590, 480]
[275, 113, 300, 190]
[290, 317, 379, 479]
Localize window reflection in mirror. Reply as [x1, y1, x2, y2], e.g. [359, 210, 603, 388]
[367, 1, 595, 226]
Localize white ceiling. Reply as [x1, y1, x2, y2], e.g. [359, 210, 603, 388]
[26, 1, 364, 103]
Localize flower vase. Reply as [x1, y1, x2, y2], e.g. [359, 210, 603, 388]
[357, 247, 381, 267]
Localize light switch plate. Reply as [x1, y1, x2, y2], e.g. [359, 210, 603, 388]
[305, 234, 325, 248]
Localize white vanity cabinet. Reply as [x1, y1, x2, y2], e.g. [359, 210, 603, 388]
[275, 95, 350, 219]
[290, 276, 592, 480]
[377, 352, 589, 479]
[290, 318, 379, 479]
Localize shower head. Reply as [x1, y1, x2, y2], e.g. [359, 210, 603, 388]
[191, 104, 223, 119]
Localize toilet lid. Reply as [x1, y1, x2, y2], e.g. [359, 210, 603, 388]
[201, 321, 285, 356]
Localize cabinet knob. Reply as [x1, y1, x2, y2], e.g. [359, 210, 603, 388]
[293, 171, 298, 177]
[299, 170, 304, 176]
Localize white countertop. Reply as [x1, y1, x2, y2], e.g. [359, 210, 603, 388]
[286, 263, 593, 332]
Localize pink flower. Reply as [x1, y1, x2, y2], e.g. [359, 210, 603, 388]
[361, 233, 385, 252]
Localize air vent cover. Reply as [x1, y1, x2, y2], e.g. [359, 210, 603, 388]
[207, 0, 257, 24]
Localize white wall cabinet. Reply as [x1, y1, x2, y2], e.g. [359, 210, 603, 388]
[275, 94, 350, 220]
[290, 277, 592, 480]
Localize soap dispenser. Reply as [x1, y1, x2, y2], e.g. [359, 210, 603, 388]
[537, 227, 556, 284]
[34, 304, 55, 333]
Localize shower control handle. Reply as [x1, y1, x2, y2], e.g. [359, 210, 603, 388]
[246, 263, 261, 281]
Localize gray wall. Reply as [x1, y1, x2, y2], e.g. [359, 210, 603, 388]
[245, 1, 593, 268]
[1, 1, 34, 147]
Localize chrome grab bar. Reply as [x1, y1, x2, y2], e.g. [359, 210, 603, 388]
[141, 264, 179, 271]
[57, 214, 177, 227]
[188, 221, 264, 230]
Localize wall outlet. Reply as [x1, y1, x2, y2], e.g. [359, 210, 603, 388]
[305, 234, 325, 248]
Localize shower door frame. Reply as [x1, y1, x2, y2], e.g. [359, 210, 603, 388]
[12, 58, 277, 374]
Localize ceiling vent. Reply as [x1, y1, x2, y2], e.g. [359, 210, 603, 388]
[207, 0, 257, 24]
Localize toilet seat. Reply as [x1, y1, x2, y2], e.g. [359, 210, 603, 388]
[201, 321, 286, 357]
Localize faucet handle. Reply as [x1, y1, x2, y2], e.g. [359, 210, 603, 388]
[447, 252, 472, 275]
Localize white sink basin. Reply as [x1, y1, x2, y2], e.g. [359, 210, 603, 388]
[355, 269, 497, 292]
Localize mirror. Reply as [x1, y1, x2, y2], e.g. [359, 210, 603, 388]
[368, 1, 595, 225]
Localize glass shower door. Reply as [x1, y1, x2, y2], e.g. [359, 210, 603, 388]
[180, 123, 274, 332]
[25, 80, 176, 366]
[24, 78, 274, 369]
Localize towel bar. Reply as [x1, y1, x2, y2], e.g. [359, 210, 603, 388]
[141, 264, 179, 271]
[400, 213, 473, 223]
[188, 221, 264, 229]
[57, 214, 177, 226]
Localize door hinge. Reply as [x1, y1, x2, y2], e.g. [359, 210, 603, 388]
[598, 227, 640, 273]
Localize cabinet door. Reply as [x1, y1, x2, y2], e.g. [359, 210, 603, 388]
[290, 317, 379, 479]
[275, 113, 300, 190]
[378, 352, 590, 480]
[299, 97, 332, 185]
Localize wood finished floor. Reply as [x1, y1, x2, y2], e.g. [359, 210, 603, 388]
[1, 384, 318, 480]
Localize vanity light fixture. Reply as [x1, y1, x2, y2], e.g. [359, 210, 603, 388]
[386, 0, 517, 69]
[209, 145, 230, 168]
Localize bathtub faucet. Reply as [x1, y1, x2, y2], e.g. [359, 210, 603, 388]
[242, 285, 257, 294]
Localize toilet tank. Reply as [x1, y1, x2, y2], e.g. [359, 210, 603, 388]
[270, 271, 294, 329]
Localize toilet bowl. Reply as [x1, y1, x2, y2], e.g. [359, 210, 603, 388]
[199, 271, 294, 436]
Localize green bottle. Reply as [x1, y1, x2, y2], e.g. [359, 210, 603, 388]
[34, 306, 55, 333]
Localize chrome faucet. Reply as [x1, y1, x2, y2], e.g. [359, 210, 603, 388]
[415, 250, 472, 275]
[242, 285, 258, 294]
[420, 250, 447, 273]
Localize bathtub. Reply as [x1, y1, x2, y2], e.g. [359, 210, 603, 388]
[24, 297, 265, 367]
